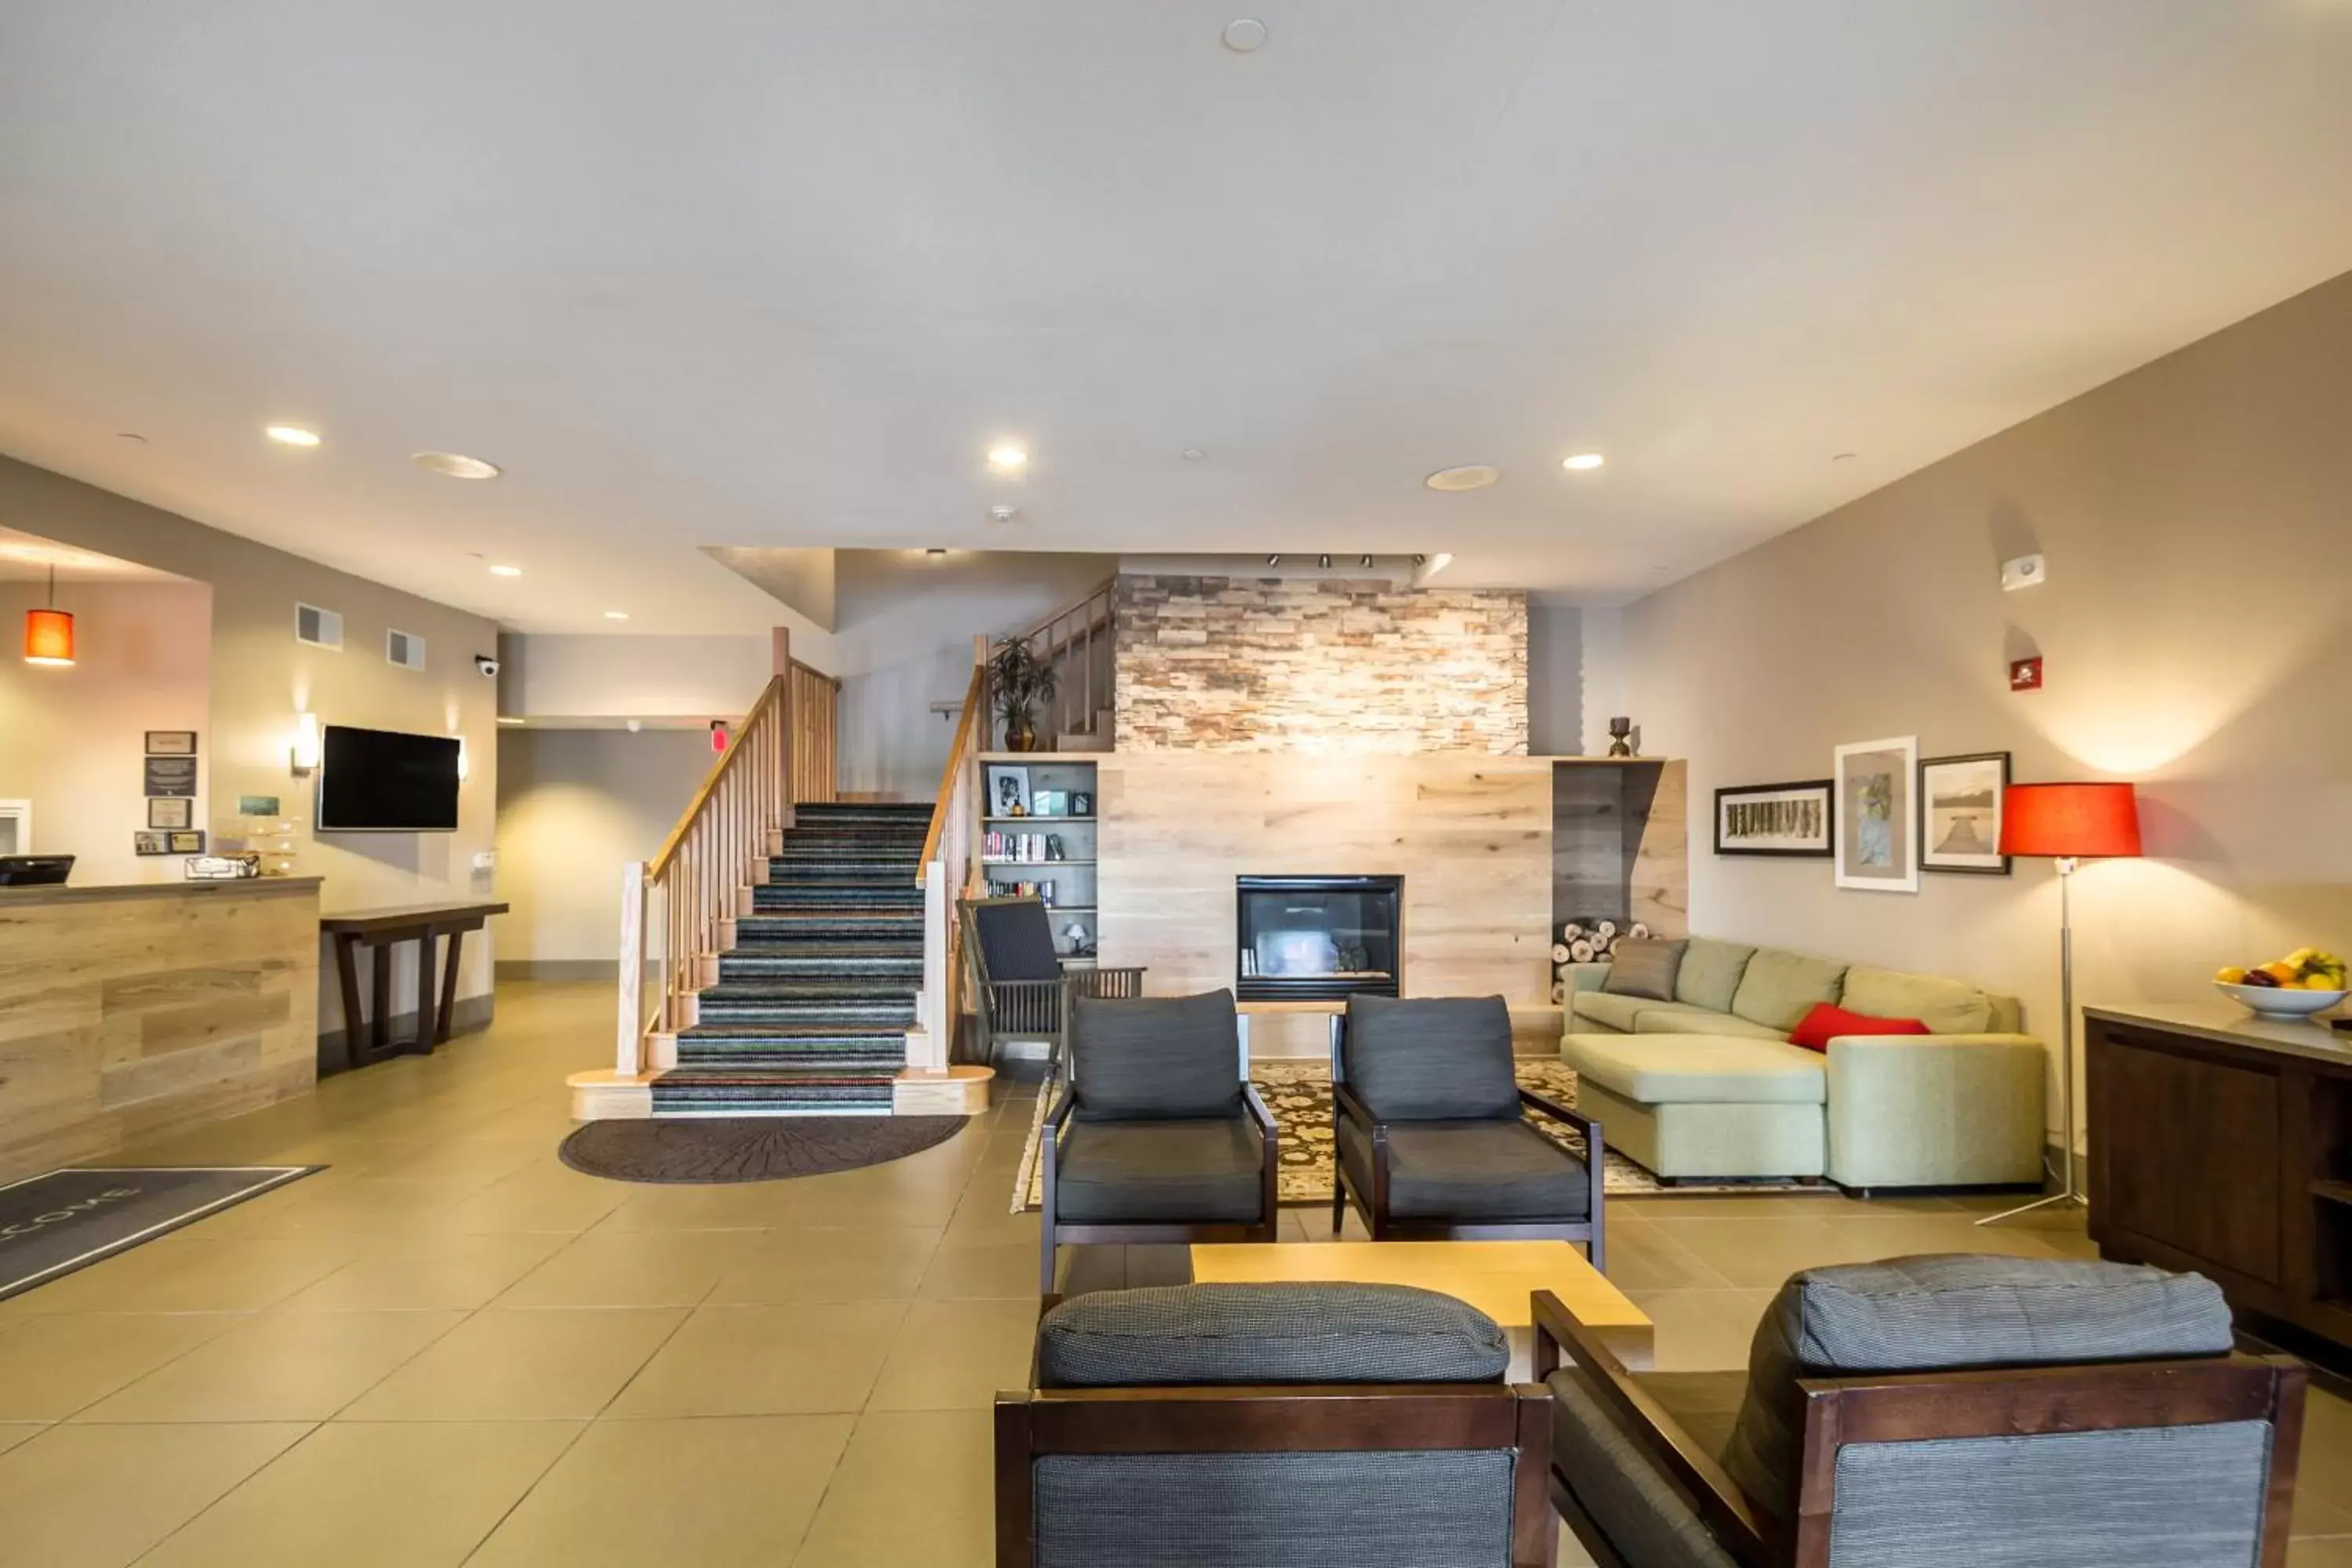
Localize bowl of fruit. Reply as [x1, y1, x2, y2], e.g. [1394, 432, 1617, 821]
[2215, 949, 2347, 1018]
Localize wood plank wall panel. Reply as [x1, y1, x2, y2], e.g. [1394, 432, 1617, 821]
[0, 883, 320, 1181]
[788, 660, 840, 804]
[1095, 755, 1553, 1055]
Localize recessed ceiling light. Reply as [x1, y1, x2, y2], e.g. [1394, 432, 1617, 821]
[985, 444, 1028, 473]
[266, 425, 321, 447]
[488, 564, 522, 578]
[1181, 448, 1206, 461]
[414, 452, 501, 480]
[1562, 452, 1606, 471]
[1425, 465, 1499, 492]
[1222, 17, 1269, 51]
[604, 610, 630, 620]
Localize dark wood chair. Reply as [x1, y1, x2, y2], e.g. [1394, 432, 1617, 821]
[1533, 1254, 2307, 1568]
[960, 895, 1144, 1067]
[996, 1283, 1555, 1568]
[1039, 988, 1277, 1292]
[1332, 994, 1604, 1268]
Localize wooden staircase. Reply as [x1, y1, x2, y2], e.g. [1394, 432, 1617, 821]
[999, 578, 1116, 752]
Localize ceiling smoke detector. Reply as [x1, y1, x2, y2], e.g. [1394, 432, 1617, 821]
[415, 452, 501, 480]
[989, 504, 1020, 524]
[1221, 18, 1268, 52]
[1424, 465, 1499, 492]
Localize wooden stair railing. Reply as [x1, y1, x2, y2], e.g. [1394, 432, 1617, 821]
[993, 577, 1115, 748]
[910, 657, 985, 1071]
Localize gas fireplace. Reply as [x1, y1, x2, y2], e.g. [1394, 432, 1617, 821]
[1235, 875, 1402, 1002]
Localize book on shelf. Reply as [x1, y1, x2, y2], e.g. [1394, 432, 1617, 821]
[982, 829, 1068, 864]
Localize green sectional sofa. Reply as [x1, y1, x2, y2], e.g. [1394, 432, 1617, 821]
[1559, 938, 2045, 1191]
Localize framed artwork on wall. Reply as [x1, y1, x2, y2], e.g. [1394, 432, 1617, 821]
[133, 830, 169, 856]
[147, 797, 193, 830]
[1920, 751, 2013, 874]
[1713, 780, 1833, 857]
[144, 731, 198, 757]
[1834, 736, 1919, 893]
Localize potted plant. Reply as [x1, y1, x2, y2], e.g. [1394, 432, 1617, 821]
[990, 638, 1058, 752]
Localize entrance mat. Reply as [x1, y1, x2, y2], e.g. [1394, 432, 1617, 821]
[1011, 1059, 1838, 1213]
[0, 1166, 319, 1302]
[561, 1114, 970, 1183]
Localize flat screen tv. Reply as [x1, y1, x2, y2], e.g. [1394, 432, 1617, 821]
[316, 725, 461, 832]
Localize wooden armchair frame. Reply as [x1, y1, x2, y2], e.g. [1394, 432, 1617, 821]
[1330, 1029, 1606, 1266]
[996, 1296, 1557, 1568]
[960, 896, 1144, 1066]
[1529, 1290, 2308, 1568]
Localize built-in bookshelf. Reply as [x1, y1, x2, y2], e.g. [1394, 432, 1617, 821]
[975, 753, 1101, 963]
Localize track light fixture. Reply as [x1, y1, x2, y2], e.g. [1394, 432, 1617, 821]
[1267, 554, 1280, 566]
[1413, 554, 1427, 565]
[1318, 554, 1331, 569]
[1360, 554, 1374, 568]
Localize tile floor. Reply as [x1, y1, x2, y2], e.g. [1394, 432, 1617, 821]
[0, 981, 2343, 1566]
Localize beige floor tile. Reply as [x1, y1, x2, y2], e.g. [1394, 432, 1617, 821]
[941, 1191, 1041, 1249]
[138, 1421, 582, 1568]
[1625, 1289, 1778, 1373]
[0, 1312, 245, 1421]
[74, 1308, 463, 1422]
[2296, 1490, 2352, 1539]
[607, 1302, 907, 1417]
[277, 1231, 570, 1310]
[13, 1236, 361, 1314]
[0, 1421, 308, 1568]
[768, 1168, 971, 1229]
[593, 1181, 806, 1232]
[708, 1226, 943, 1304]
[2301, 1386, 2352, 1512]
[339, 1307, 687, 1420]
[427, 1168, 633, 1233]
[793, 1410, 995, 1568]
[1599, 1221, 1734, 1291]
[2288, 1539, 2352, 1567]
[917, 1236, 1044, 1301]
[470, 1416, 852, 1568]
[0, 1425, 48, 1457]
[869, 1299, 1040, 1410]
[494, 1229, 758, 1308]
[188, 1174, 496, 1238]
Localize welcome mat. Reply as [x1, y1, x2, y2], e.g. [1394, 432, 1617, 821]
[1011, 1059, 1834, 1213]
[0, 1167, 318, 1302]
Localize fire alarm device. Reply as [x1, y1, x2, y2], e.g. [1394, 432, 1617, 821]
[2009, 656, 2045, 692]
[2000, 554, 2047, 591]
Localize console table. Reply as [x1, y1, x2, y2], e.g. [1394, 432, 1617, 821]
[321, 901, 508, 1067]
[2085, 1001, 2352, 1366]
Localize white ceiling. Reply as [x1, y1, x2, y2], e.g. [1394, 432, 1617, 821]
[0, 524, 187, 583]
[2, 2, 2349, 633]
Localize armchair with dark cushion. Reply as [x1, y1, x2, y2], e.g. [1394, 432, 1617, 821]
[996, 1281, 1555, 1568]
[960, 896, 1145, 1066]
[1040, 989, 1276, 1291]
[1536, 1253, 2307, 1568]
[1333, 994, 1605, 1265]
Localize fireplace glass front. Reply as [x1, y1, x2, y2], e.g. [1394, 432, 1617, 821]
[1235, 875, 1402, 1002]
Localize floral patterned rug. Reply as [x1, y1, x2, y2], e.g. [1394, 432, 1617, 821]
[1010, 1058, 1830, 1213]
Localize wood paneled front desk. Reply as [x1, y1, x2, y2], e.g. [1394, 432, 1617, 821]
[0, 877, 322, 1181]
[2085, 1001, 2352, 1364]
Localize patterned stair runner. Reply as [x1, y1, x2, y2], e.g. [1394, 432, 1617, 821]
[652, 800, 933, 1115]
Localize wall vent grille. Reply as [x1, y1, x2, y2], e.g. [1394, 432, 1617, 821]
[295, 603, 343, 649]
[386, 629, 426, 671]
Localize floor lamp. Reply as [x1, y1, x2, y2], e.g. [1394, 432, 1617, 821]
[1978, 780, 2142, 1227]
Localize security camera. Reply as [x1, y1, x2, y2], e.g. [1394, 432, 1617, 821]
[474, 655, 499, 678]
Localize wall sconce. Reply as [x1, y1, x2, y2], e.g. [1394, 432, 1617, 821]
[291, 711, 321, 774]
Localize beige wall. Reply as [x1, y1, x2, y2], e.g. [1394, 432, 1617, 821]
[495, 727, 713, 968]
[1623, 268, 2352, 1143]
[0, 579, 212, 883]
[0, 453, 504, 1031]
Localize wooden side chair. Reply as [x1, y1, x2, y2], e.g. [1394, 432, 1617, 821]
[1332, 993, 1605, 1267]
[960, 895, 1144, 1067]
[996, 1281, 1555, 1567]
[1534, 1253, 2307, 1568]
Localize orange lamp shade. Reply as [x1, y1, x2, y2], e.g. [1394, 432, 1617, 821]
[22, 606, 74, 666]
[1999, 781, 2142, 859]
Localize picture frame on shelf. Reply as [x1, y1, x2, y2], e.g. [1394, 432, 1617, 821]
[1834, 735, 1920, 893]
[1070, 790, 1093, 817]
[143, 730, 198, 757]
[1713, 779, 1833, 857]
[986, 764, 1031, 818]
[1920, 751, 2012, 874]
[147, 797, 193, 830]
[1033, 788, 1065, 818]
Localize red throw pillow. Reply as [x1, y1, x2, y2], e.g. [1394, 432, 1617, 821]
[1789, 1002, 1930, 1054]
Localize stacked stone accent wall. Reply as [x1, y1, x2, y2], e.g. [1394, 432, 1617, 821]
[1114, 575, 1528, 753]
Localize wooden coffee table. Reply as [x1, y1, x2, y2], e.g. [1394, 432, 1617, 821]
[1189, 1239, 1652, 1377]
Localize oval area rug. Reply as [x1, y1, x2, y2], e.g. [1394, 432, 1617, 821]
[561, 1115, 969, 1183]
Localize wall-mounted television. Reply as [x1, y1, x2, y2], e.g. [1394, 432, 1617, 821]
[316, 724, 460, 833]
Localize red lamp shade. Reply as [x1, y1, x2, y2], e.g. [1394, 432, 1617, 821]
[23, 606, 74, 666]
[1999, 782, 2142, 859]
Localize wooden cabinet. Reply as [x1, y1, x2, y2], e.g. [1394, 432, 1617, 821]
[2086, 1004, 2352, 1363]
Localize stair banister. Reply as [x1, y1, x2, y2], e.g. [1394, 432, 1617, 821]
[913, 656, 985, 1070]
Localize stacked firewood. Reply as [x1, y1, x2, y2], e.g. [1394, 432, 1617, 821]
[1548, 920, 1651, 1004]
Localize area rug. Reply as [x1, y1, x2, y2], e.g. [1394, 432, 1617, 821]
[561, 1115, 968, 1184]
[0, 1166, 318, 1303]
[1010, 1060, 1832, 1213]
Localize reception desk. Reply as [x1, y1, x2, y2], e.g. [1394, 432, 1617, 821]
[0, 877, 322, 1181]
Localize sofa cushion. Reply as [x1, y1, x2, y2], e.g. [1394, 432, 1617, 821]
[1054, 1116, 1264, 1223]
[1788, 1001, 1929, 1054]
[1675, 938, 1758, 1014]
[1345, 995, 1519, 1121]
[1571, 991, 1653, 1033]
[1036, 1281, 1509, 1387]
[1561, 1033, 1826, 1105]
[1338, 1116, 1592, 1221]
[1729, 949, 1849, 1033]
[1842, 965, 1994, 1035]
[1629, 1003, 1788, 1040]
[1720, 1254, 2236, 1523]
[1602, 938, 1686, 1002]
[1072, 989, 1240, 1120]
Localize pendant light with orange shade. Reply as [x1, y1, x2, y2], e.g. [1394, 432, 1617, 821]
[23, 563, 74, 666]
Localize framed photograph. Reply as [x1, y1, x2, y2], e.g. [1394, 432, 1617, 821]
[1070, 790, 1094, 817]
[985, 764, 1032, 818]
[1033, 789, 1066, 818]
[1714, 780, 1833, 857]
[143, 755, 198, 798]
[1834, 736, 1920, 893]
[133, 830, 169, 856]
[167, 830, 208, 855]
[144, 731, 198, 757]
[147, 797, 193, 829]
[1921, 752, 2012, 874]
